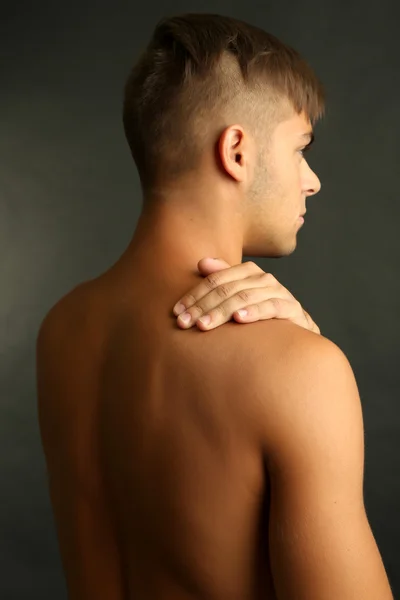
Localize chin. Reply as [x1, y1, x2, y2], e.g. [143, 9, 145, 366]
[244, 238, 298, 259]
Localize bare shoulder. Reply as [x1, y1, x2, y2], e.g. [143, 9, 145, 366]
[243, 324, 394, 599]
[246, 317, 354, 395]
[36, 282, 93, 346]
[246, 319, 362, 468]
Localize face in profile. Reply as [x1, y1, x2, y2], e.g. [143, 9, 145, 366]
[243, 110, 321, 258]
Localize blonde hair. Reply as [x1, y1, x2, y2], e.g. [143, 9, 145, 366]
[122, 13, 325, 192]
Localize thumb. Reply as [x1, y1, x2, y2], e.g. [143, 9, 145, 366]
[197, 257, 231, 275]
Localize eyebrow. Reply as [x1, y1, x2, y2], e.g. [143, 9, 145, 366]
[300, 131, 315, 146]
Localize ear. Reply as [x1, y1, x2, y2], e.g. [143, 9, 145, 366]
[217, 125, 248, 183]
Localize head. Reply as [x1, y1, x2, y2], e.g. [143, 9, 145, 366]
[123, 13, 325, 258]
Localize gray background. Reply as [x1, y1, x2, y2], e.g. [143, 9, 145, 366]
[1, 1, 399, 597]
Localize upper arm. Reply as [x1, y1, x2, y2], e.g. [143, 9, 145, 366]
[262, 336, 393, 600]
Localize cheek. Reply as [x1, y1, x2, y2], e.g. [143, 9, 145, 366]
[294, 159, 303, 183]
[285, 159, 301, 187]
[282, 162, 302, 205]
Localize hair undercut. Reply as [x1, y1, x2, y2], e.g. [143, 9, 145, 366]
[122, 13, 325, 193]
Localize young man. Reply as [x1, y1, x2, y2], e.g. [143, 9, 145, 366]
[36, 13, 393, 600]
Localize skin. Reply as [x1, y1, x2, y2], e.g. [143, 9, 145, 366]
[171, 257, 320, 334]
[127, 104, 320, 271]
[37, 105, 322, 599]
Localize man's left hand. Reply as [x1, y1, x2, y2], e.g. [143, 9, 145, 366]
[172, 258, 320, 335]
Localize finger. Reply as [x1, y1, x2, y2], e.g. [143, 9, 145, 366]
[177, 273, 281, 328]
[197, 257, 231, 275]
[231, 298, 308, 328]
[173, 261, 264, 316]
[196, 292, 299, 330]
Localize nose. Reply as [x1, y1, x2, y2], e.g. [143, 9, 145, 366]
[303, 164, 321, 197]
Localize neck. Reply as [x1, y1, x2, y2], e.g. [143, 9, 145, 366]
[121, 191, 245, 280]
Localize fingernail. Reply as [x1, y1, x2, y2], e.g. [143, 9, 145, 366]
[198, 315, 211, 326]
[237, 309, 248, 318]
[179, 312, 191, 324]
[174, 303, 186, 315]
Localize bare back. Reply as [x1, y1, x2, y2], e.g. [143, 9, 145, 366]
[37, 270, 309, 600]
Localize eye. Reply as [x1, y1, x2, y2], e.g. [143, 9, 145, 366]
[298, 145, 312, 158]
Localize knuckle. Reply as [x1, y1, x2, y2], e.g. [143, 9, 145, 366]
[259, 272, 276, 284]
[213, 303, 228, 318]
[215, 283, 232, 299]
[296, 300, 303, 311]
[181, 292, 197, 307]
[237, 289, 253, 303]
[242, 260, 262, 276]
[247, 260, 260, 271]
[269, 297, 282, 311]
[205, 273, 221, 289]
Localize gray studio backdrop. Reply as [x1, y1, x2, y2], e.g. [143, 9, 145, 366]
[2, 1, 399, 597]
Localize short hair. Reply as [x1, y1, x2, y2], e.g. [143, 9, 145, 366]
[122, 13, 325, 193]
